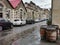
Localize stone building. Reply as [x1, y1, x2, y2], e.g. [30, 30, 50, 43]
[52, 0, 60, 27]
[0, 0, 27, 22]
[36, 6, 42, 20]
[29, 1, 39, 20]
[25, 2, 33, 20]
[44, 9, 50, 19]
[40, 8, 50, 20]
[25, 1, 41, 21]
[25, 1, 50, 21]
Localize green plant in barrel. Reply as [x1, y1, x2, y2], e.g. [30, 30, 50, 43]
[47, 19, 52, 25]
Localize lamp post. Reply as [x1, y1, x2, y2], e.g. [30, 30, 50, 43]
[51, 0, 53, 24]
[47, 0, 53, 25]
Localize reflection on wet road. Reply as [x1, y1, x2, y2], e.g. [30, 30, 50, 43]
[0, 30, 12, 37]
[12, 27, 58, 45]
[0, 22, 60, 45]
[11, 29, 41, 45]
[0, 22, 41, 38]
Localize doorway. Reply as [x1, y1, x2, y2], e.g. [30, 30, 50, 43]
[0, 13, 3, 18]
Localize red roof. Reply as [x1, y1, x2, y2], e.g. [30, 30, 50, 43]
[8, 0, 21, 8]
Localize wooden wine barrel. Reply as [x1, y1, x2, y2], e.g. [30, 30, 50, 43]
[40, 25, 47, 40]
[46, 25, 58, 42]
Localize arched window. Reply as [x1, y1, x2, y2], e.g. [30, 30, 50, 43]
[6, 10, 10, 18]
[0, 3, 4, 18]
[20, 9, 23, 21]
[0, 3, 3, 11]
[20, 8, 26, 21]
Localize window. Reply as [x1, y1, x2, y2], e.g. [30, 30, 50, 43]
[20, 9, 23, 11]
[0, 13, 3, 18]
[0, 3, 4, 18]
[6, 9, 10, 18]
[20, 9, 23, 21]
[24, 12, 25, 15]
[0, 3, 3, 11]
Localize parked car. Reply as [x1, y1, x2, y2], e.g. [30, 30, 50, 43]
[26, 19, 35, 24]
[40, 19, 48, 22]
[12, 19, 26, 26]
[0, 18, 13, 31]
[35, 19, 40, 23]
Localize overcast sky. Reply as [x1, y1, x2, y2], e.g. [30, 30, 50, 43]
[22, 0, 51, 9]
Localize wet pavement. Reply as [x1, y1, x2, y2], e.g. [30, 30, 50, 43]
[0, 30, 12, 37]
[0, 21, 41, 38]
[12, 21, 60, 45]
[16, 29, 60, 45]
[0, 21, 60, 45]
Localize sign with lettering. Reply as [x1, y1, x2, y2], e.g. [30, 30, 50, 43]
[8, 0, 21, 8]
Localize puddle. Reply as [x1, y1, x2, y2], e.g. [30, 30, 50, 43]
[0, 29, 12, 37]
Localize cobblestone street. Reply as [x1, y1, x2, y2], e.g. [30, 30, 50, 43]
[0, 21, 60, 45]
[17, 27, 60, 45]
[12, 21, 60, 45]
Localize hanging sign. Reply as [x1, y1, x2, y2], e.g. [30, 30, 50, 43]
[8, 0, 21, 9]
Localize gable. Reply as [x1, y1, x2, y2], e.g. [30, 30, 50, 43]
[7, 0, 21, 9]
[2, 0, 26, 11]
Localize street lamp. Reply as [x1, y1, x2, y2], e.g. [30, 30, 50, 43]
[51, 0, 53, 24]
[47, 0, 53, 25]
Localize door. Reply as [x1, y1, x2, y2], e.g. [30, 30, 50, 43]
[0, 13, 3, 18]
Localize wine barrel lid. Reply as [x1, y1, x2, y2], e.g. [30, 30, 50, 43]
[40, 25, 47, 29]
[46, 25, 57, 31]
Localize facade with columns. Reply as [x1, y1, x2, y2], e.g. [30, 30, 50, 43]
[0, 0, 27, 22]
[0, 0, 50, 22]
[25, 1, 50, 21]
[41, 9, 50, 20]
[25, 3, 33, 20]
[25, 1, 41, 21]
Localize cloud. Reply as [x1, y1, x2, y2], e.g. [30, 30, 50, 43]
[23, 0, 51, 8]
